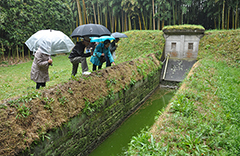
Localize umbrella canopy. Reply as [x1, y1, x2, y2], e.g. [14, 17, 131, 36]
[111, 32, 128, 38]
[71, 24, 111, 38]
[25, 29, 75, 55]
[90, 35, 115, 43]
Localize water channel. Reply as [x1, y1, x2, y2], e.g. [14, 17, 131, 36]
[89, 87, 174, 156]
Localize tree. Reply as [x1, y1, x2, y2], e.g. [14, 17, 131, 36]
[155, 0, 171, 29]
[0, 0, 73, 62]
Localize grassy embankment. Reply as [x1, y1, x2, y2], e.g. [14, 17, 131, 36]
[0, 30, 164, 156]
[126, 29, 240, 155]
[0, 30, 164, 101]
[0, 28, 239, 155]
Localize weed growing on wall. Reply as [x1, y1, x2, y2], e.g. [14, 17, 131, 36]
[130, 78, 136, 86]
[58, 96, 68, 106]
[107, 88, 115, 99]
[67, 88, 74, 94]
[15, 103, 31, 119]
[42, 97, 54, 112]
[6, 91, 41, 119]
[106, 78, 117, 88]
[83, 97, 105, 116]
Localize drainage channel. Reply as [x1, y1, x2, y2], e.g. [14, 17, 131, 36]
[88, 87, 174, 156]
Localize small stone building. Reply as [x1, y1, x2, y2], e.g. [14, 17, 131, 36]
[163, 28, 205, 59]
[161, 26, 205, 82]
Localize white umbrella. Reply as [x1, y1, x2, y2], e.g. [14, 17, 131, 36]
[25, 29, 75, 55]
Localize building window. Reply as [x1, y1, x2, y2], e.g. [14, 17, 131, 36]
[188, 43, 193, 50]
[171, 43, 176, 50]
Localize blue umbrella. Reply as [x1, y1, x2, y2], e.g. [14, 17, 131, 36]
[90, 35, 115, 42]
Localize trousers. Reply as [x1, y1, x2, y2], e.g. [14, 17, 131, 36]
[36, 82, 46, 89]
[70, 56, 88, 76]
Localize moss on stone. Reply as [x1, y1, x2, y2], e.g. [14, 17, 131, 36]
[163, 24, 205, 31]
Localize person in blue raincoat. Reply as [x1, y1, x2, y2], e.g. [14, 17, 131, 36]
[90, 39, 115, 71]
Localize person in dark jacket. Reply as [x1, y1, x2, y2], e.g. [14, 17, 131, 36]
[68, 37, 92, 76]
[107, 38, 120, 66]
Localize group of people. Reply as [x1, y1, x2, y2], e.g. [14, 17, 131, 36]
[68, 37, 117, 76]
[30, 37, 119, 89]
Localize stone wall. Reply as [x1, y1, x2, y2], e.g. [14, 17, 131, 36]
[18, 70, 161, 156]
[164, 35, 203, 59]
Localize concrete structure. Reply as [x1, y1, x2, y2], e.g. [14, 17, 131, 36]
[161, 28, 205, 82]
[163, 29, 204, 59]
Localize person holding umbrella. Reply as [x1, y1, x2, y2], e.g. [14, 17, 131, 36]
[107, 32, 127, 66]
[90, 39, 115, 71]
[109, 38, 120, 60]
[68, 37, 92, 76]
[26, 29, 75, 89]
[30, 41, 53, 89]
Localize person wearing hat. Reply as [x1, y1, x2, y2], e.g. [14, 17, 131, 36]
[68, 37, 92, 76]
[90, 39, 115, 71]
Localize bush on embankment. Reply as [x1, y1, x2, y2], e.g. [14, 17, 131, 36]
[126, 29, 240, 155]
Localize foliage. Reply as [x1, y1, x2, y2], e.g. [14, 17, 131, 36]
[0, 0, 73, 56]
[83, 97, 103, 116]
[106, 78, 117, 88]
[67, 88, 74, 94]
[126, 128, 166, 156]
[130, 78, 136, 86]
[42, 97, 54, 112]
[58, 96, 68, 106]
[16, 103, 31, 119]
[7, 91, 41, 118]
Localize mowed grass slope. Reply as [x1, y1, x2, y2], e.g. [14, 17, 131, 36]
[126, 29, 240, 155]
[0, 30, 165, 101]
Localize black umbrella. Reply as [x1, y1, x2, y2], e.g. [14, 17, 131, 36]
[111, 32, 128, 38]
[70, 24, 111, 38]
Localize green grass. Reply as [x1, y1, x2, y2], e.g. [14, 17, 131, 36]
[126, 29, 240, 155]
[0, 55, 71, 100]
[0, 61, 35, 100]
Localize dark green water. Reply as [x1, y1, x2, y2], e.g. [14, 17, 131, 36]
[89, 88, 174, 156]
